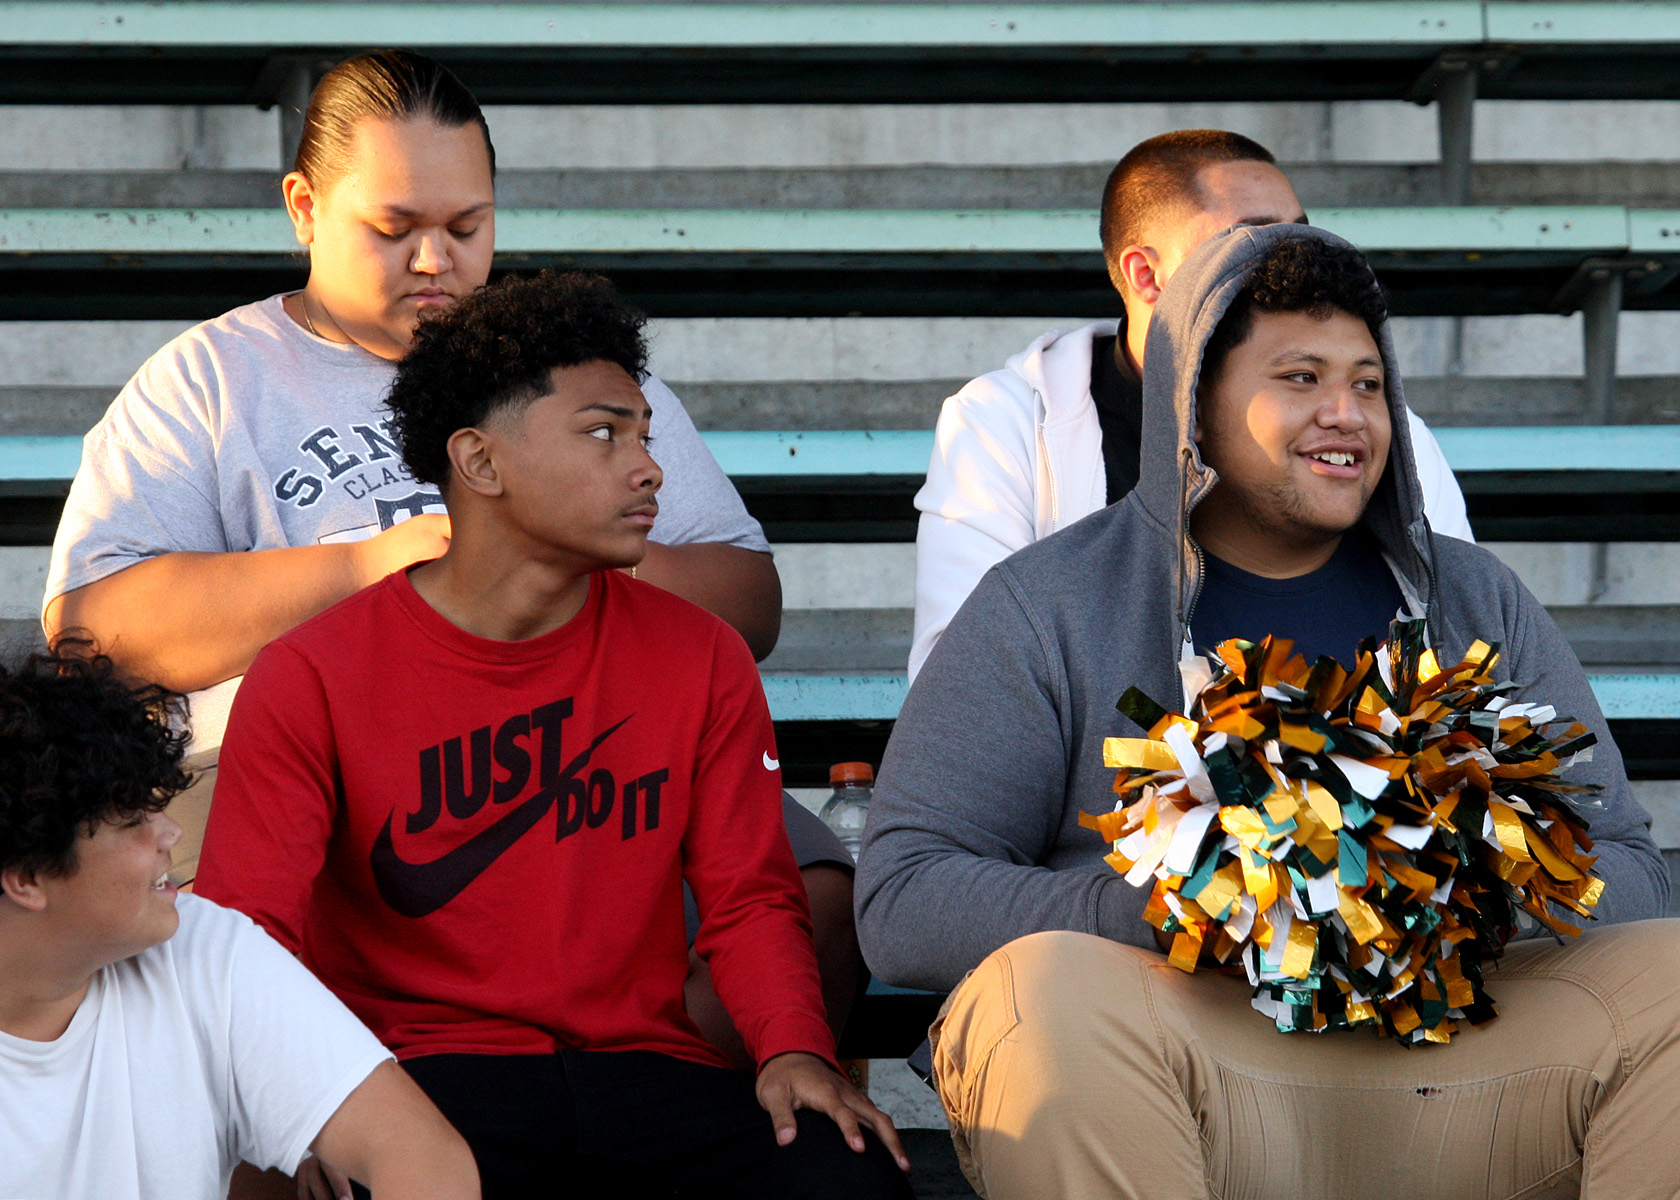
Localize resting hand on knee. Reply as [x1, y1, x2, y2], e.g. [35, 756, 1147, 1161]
[754, 1051, 911, 1174]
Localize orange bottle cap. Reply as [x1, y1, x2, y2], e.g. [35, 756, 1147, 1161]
[829, 761, 875, 785]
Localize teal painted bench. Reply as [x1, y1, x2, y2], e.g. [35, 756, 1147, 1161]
[763, 671, 1680, 788]
[1, 206, 1677, 321]
[3, 2, 1680, 107]
[6, 426, 1678, 544]
[763, 671, 1680, 724]
[700, 426, 1680, 544]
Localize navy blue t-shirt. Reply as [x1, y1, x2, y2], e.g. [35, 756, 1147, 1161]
[1190, 528, 1404, 668]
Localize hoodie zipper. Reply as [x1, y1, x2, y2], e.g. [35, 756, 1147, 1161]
[1186, 541, 1206, 630]
[1036, 410, 1060, 532]
[1179, 448, 1207, 650]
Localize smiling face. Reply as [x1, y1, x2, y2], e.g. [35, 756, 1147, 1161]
[285, 116, 496, 360]
[32, 810, 183, 969]
[467, 360, 663, 569]
[1191, 307, 1390, 575]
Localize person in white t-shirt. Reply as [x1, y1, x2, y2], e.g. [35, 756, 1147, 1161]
[41, 51, 862, 1091]
[911, 129, 1475, 681]
[0, 648, 479, 1200]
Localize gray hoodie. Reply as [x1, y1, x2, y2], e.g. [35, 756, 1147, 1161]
[855, 222, 1667, 993]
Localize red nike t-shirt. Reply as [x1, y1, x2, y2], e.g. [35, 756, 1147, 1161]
[195, 569, 835, 1070]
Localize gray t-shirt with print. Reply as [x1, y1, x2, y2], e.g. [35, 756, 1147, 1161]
[45, 293, 769, 748]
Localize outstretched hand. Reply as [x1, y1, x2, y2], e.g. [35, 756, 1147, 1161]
[754, 1051, 911, 1174]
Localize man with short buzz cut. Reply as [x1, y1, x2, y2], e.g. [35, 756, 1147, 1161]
[911, 128, 1472, 679]
[0, 649, 478, 1200]
[857, 225, 1679, 1198]
[195, 270, 911, 1199]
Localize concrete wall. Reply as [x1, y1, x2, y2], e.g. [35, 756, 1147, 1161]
[11, 315, 1680, 391]
[7, 99, 1680, 170]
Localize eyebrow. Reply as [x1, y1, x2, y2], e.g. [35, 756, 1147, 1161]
[373, 202, 493, 221]
[1269, 350, 1384, 370]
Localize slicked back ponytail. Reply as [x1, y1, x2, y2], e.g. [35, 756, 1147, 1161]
[294, 49, 495, 187]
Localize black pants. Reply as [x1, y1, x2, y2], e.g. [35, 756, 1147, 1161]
[400, 1049, 915, 1200]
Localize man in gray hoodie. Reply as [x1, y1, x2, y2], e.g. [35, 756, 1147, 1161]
[909, 129, 1472, 681]
[857, 223, 1678, 1199]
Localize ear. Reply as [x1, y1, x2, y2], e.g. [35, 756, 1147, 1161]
[1117, 244, 1165, 309]
[0, 864, 49, 914]
[281, 171, 318, 247]
[446, 427, 504, 499]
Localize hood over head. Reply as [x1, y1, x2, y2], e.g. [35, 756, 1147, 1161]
[1133, 221, 1436, 648]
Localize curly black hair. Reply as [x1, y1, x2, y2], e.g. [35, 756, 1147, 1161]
[385, 270, 649, 489]
[0, 647, 191, 878]
[1202, 236, 1389, 384]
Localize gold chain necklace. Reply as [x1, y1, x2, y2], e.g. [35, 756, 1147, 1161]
[300, 292, 323, 339]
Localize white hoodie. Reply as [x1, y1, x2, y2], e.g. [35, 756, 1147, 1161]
[909, 320, 1474, 680]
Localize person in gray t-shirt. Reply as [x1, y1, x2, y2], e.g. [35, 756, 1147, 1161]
[43, 52, 858, 1135]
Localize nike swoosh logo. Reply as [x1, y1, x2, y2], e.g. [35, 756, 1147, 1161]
[370, 715, 631, 919]
[763, 752, 780, 771]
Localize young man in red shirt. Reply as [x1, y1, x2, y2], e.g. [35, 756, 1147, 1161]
[195, 271, 910, 1199]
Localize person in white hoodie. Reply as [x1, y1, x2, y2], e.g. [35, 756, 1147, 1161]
[911, 129, 1472, 680]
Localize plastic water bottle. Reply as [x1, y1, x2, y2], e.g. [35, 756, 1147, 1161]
[819, 761, 874, 862]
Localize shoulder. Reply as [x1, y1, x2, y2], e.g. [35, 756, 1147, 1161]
[94, 298, 290, 432]
[259, 577, 398, 671]
[134, 297, 290, 381]
[639, 371, 683, 407]
[1007, 497, 1156, 582]
[611, 570, 734, 641]
[949, 501, 1161, 644]
[639, 372, 700, 433]
[1426, 534, 1533, 644]
[1430, 534, 1523, 595]
[115, 893, 259, 1005]
[607, 571, 758, 674]
[160, 891, 261, 958]
[936, 321, 1111, 433]
[970, 501, 1170, 656]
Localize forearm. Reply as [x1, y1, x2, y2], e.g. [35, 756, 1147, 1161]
[314, 1062, 480, 1200]
[361, 1144, 481, 1200]
[1505, 590, 1669, 925]
[635, 542, 781, 660]
[46, 546, 371, 691]
[1559, 836, 1668, 930]
[856, 833, 1138, 991]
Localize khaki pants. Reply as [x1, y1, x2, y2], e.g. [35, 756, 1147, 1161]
[929, 922, 1680, 1200]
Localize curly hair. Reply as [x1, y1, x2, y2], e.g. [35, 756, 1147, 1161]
[0, 647, 191, 878]
[1202, 236, 1389, 384]
[385, 270, 649, 488]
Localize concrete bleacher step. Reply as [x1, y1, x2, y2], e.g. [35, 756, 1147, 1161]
[1550, 605, 1680, 666]
[674, 377, 1680, 431]
[11, 161, 1680, 211]
[762, 608, 913, 675]
[766, 606, 1680, 677]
